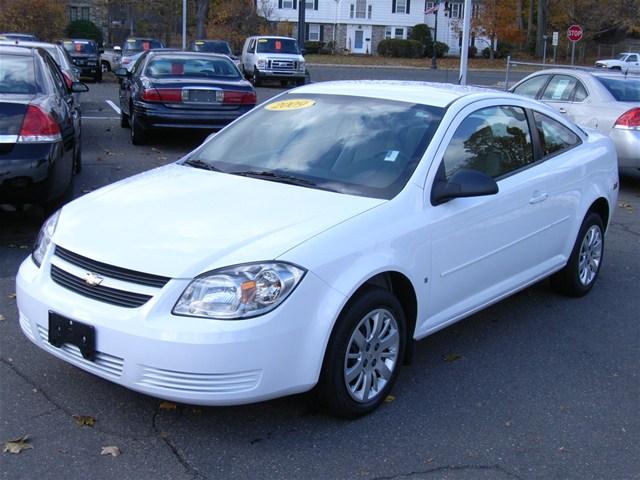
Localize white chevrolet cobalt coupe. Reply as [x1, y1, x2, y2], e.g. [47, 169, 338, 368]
[17, 81, 619, 417]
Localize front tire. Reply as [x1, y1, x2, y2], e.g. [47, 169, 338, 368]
[318, 287, 406, 418]
[552, 212, 604, 297]
[120, 108, 129, 128]
[252, 69, 261, 87]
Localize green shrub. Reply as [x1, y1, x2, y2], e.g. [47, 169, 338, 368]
[377, 39, 423, 58]
[304, 41, 324, 54]
[409, 23, 433, 57]
[482, 42, 512, 59]
[318, 41, 334, 54]
[467, 45, 477, 58]
[65, 20, 102, 45]
[433, 41, 449, 58]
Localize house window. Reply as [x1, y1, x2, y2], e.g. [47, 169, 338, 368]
[451, 3, 462, 18]
[69, 6, 78, 21]
[81, 6, 90, 20]
[282, 0, 294, 8]
[425, 2, 435, 10]
[396, 0, 407, 14]
[305, 0, 314, 8]
[395, 27, 405, 38]
[350, 4, 354, 17]
[384, 26, 392, 39]
[385, 26, 406, 39]
[368, 4, 372, 18]
[355, 0, 366, 19]
[308, 24, 320, 41]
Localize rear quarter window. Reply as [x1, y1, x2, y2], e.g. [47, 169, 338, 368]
[533, 112, 581, 157]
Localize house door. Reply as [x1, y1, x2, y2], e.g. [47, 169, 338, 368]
[349, 25, 371, 54]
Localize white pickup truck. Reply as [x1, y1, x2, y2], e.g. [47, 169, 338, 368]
[101, 46, 122, 73]
[595, 52, 640, 74]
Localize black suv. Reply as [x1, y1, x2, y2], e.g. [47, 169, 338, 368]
[61, 39, 102, 82]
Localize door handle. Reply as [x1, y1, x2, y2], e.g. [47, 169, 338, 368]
[558, 107, 567, 114]
[529, 192, 549, 204]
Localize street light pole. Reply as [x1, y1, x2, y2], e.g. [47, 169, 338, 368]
[458, 0, 472, 85]
[182, 0, 187, 50]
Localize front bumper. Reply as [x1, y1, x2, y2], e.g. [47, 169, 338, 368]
[133, 101, 254, 130]
[610, 128, 640, 169]
[16, 252, 345, 405]
[257, 69, 306, 80]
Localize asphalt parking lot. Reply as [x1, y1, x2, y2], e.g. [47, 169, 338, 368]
[1, 66, 639, 480]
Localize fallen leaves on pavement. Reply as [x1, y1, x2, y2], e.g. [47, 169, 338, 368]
[8, 293, 16, 299]
[73, 415, 96, 427]
[443, 352, 463, 362]
[3, 435, 32, 454]
[384, 395, 396, 403]
[100, 446, 121, 457]
[159, 401, 177, 410]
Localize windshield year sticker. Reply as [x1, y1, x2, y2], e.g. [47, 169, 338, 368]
[384, 150, 400, 162]
[265, 99, 316, 111]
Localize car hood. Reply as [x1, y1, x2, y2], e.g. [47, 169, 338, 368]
[595, 59, 621, 65]
[54, 164, 384, 278]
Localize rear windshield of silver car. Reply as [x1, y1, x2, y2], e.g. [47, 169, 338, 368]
[145, 56, 240, 79]
[193, 41, 232, 55]
[188, 94, 445, 199]
[597, 77, 640, 102]
[124, 39, 164, 54]
[0, 54, 37, 94]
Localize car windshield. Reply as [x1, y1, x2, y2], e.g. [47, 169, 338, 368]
[597, 76, 640, 102]
[193, 41, 232, 55]
[256, 38, 299, 54]
[187, 94, 444, 199]
[124, 39, 164, 54]
[63, 41, 96, 54]
[616, 53, 628, 60]
[0, 54, 37, 94]
[145, 56, 240, 78]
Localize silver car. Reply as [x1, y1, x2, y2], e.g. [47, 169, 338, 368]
[510, 69, 640, 171]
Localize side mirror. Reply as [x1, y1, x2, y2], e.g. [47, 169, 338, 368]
[431, 169, 498, 206]
[114, 67, 130, 78]
[300, 48, 307, 55]
[71, 81, 90, 93]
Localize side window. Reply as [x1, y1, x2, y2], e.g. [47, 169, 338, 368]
[131, 55, 146, 76]
[574, 81, 588, 102]
[43, 54, 67, 96]
[249, 39, 256, 52]
[533, 112, 581, 157]
[626, 54, 637, 62]
[442, 106, 534, 179]
[513, 75, 548, 98]
[541, 75, 578, 102]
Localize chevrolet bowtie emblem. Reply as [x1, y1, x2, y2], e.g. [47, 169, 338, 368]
[84, 272, 104, 287]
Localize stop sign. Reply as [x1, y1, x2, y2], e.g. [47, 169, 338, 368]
[567, 25, 583, 42]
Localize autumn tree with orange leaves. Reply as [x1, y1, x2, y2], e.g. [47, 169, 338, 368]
[0, 0, 66, 41]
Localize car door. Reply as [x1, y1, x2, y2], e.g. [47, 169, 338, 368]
[119, 54, 144, 115]
[511, 73, 551, 99]
[539, 74, 580, 116]
[422, 101, 578, 330]
[43, 52, 77, 156]
[625, 53, 640, 73]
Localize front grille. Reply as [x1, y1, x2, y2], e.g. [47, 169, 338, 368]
[54, 246, 170, 288]
[51, 264, 152, 308]
[138, 365, 262, 394]
[269, 59, 297, 71]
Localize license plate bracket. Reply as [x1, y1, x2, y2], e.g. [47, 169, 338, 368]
[187, 89, 221, 103]
[48, 312, 96, 361]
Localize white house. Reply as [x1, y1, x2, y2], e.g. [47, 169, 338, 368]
[258, 1, 489, 56]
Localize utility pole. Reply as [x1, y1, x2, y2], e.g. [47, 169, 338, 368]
[431, 6, 438, 69]
[182, 0, 187, 50]
[297, 0, 306, 48]
[458, 0, 471, 85]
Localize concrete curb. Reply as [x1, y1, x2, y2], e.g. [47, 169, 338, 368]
[307, 62, 508, 72]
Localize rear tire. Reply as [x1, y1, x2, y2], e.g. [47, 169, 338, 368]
[317, 287, 406, 418]
[130, 111, 147, 145]
[552, 212, 604, 297]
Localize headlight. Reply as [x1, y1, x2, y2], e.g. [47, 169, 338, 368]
[32, 210, 60, 267]
[299, 61, 305, 71]
[257, 59, 266, 69]
[173, 262, 306, 319]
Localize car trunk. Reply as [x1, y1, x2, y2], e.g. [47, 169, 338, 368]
[148, 78, 253, 110]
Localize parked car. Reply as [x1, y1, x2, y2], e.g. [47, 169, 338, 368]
[121, 37, 165, 68]
[115, 50, 256, 144]
[0, 39, 80, 90]
[101, 45, 121, 73]
[510, 69, 640, 171]
[595, 52, 640, 74]
[0, 45, 87, 209]
[241, 35, 306, 86]
[0, 33, 38, 41]
[16, 81, 618, 417]
[61, 39, 102, 82]
[189, 39, 241, 69]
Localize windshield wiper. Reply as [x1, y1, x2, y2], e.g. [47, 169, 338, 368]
[231, 170, 318, 188]
[183, 159, 222, 172]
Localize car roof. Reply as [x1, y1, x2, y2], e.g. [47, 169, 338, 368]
[518, 68, 638, 81]
[250, 36, 295, 40]
[147, 50, 228, 58]
[61, 38, 95, 42]
[0, 45, 37, 56]
[0, 40, 61, 49]
[293, 80, 506, 108]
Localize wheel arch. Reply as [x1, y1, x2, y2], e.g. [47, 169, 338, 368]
[587, 197, 610, 232]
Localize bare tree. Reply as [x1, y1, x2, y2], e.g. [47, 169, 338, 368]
[258, 0, 276, 21]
